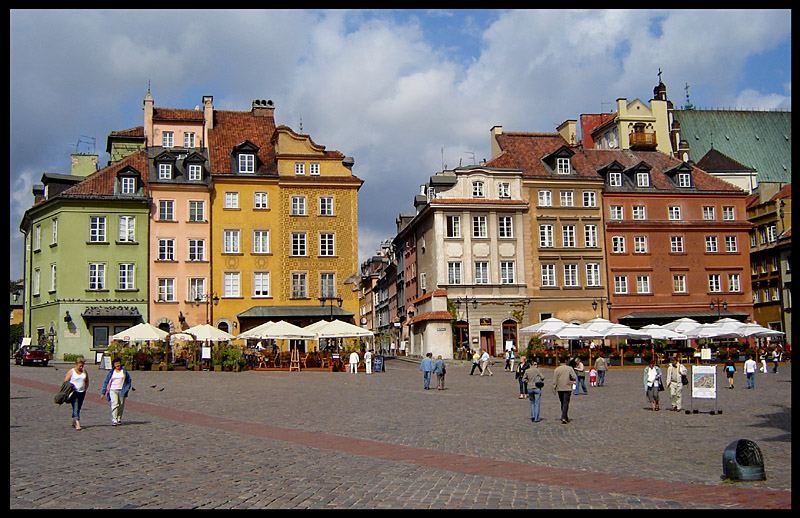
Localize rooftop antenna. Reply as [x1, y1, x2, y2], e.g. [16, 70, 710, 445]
[75, 136, 96, 155]
[465, 151, 476, 165]
[684, 82, 695, 110]
[441, 147, 445, 170]
[600, 101, 613, 113]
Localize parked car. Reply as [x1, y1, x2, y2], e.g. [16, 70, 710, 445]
[15, 345, 50, 366]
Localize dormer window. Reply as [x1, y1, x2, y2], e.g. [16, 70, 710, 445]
[678, 173, 692, 187]
[609, 172, 622, 186]
[636, 172, 650, 187]
[158, 163, 172, 180]
[472, 181, 485, 198]
[239, 154, 255, 173]
[183, 151, 207, 182]
[121, 177, 135, 194]
[557, 157, 571, 174]
[116, 166, 142, 196]
[232, 140, 260, 175]
[542, 145, 575, 175]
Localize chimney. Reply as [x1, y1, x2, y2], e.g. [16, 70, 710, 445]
[32, 185, 44, 204]
[70, 154, 98, 177]
[202, 95, 214, 146]
[557, 120, 577, 146]
[143, 91, 154, 147]
[490, 126, 503, 160]
[251, 99, 275, 117]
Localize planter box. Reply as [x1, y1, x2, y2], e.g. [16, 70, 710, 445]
[213, 365, 223, 372]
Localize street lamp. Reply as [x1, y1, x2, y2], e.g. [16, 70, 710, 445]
[454, 297, 478, 352]
[319, 296, 343, 321]
[710, 298, 727, 320]
[591, 297, 613, 319]
[194, 292, 219, 324]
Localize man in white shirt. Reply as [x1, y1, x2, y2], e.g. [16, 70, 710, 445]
[349, 351, 359, 373]
[364, 349, 373, 374]
[744, 355, 758, 389]
[479, 350, 494, 376]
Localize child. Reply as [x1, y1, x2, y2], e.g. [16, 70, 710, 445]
[589, 368, 598, 387]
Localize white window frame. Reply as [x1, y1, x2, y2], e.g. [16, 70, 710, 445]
[447, 261, 462, 285]
[89, 216, 106, 242]
[705, 236, 718, 253]
[158, 163, 172, 180]
[562, 225, 575, 247]
[583, 191, 596, 207]
[253, 272, 270, 297]
[295, 162, 305, 175]
[539, 224, 554, 248]
[158, 200, 174, 221]
[319, 233, 335, 257]
[188, 239, 205, 261]
[184, 132, 196, 148]
[254, 192, 269, 210]
[446, 216, 461, 238]
[158, 238, 175, 261]
[636, 172, 650, 187]
[728, 274, 741, 293]
[498, 182, 511, 198]
[708, 274, 721, 293]
[703, 206, 715, 220]
[498, 216, 513, 238]
[320, 273, 336, 298]
[188, 164, 202, 181]
[538, 190, 552, 207]
[474, 262, 489, 284]
[224, 192, 239, 209]
[611, 236, 626, 254]
[563, 264, 578, 287]
[673, 274, 686, 294]
[118, 216, 135, 242]
[253, 230, 270, 254]
[614, 275, 628, 294]
[632, 206, 646, 220]
[224, 272, 241, 298]
[291, 196, 306, 216]
[500, 261, 515, 284]
[722, 206, 735, 221]
[725, 236, 738, 253]
[319, 197, 334, 216]
[609, 172, 622, 186]
[239, 154, 255, 174]
[309, 162, 320, 175]
[157, 278, 175, 302]
[292, 233, 307, 256]
[121, 176, 135, 194]
[585, 263, 600, 287]
[668, 206, 681, 221]
[291, 272, 307, 299]
[189, 201, 204, 222]
[634, 236, 647, 254]
[162, 131, 173, 148]
[670, 236, 684, 253]
[51, 218, 57, 245]
[678, 173, 691, 187]
[584, 225, 598, 248]
[472, 181, 485, 198]
[223, 230, 240, 254]
[88, 263, 105, 290]
[556, 157, 571, 174]
[541, 264, 556, 287]
[610, 206, 624, 220]
[560, 191, 574, 207]
[637, 275, 651, 294]
[50, 264, 57, 292]
[472, 216, 487, 238]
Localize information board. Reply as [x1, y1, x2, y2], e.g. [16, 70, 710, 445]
[691, 365, 717, 399]
[373, 355, 384, 373]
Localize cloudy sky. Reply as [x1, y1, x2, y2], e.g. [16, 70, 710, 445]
[9, 9, 791, 281]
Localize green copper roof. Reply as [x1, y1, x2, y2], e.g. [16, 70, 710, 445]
[675, 109, 791, 183]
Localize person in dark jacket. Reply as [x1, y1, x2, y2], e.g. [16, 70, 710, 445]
[100, 357, 133, 426]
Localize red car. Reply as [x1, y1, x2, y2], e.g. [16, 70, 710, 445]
[15, 345, 51, 366]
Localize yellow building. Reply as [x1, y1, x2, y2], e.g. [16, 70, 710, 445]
[207, 101, 363, 343]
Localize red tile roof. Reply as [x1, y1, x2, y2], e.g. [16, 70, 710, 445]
[207, 110, 277, 175]
[59, 150, 150, 198]
[152, 107, 205, 122]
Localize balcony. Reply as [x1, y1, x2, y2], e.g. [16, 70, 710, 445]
[629, 131, 657, 150]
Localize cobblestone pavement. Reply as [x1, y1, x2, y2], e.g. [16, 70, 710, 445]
[10, 358, 791, 509]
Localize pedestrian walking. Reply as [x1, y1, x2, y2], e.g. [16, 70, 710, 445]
[553, 357, 576, 424]
[589, 368, 597, 387]
[759, 350, 768, 373]
[349, 350, 359, 373]
[509, 348, 516, 373]
[100, 357, 133, 426]
[594, 355, 608, 387]
[469, 350, 482, 375]
[772, 346, 782, 373]
[364, 349, 373, 374]
[504, 349, 511, 371]
[514, 355, 530, 398]
[523, 361, 545, 422]
[744, 355, 758, 389]
[64, 356, 89, 430]
[420, 352, 434, 390]
[724, 357, 736, 389]
[643, 359, 663, 411]
[479, 349, 494, 376]
[665, 357, 687, 411]
[573, 358, 588, 395]
[434, 355, 446, 390]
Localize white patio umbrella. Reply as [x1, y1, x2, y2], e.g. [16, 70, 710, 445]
[579, 318, 615, 333]
[110, 322, 169, 343]
[601, 324, 651, 340]
[312, 319, 373, 339]
[520, 317, 568, 334]
[236, 321, 277, 340]
[639, 324, 687, 341]
[662, 318, 701, 334]
[540, 325, 604, 340]
[684, 323, 741, 340]
[183, 323, 236, 342]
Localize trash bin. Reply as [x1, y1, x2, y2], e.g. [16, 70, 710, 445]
[722, 439, 766, 481]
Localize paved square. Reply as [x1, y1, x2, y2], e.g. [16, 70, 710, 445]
[10, 358, 791, 508]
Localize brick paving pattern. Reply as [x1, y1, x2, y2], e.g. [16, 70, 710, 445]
[10, 358, 791, 509]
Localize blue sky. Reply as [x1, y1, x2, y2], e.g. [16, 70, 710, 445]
[9, 9, 791, 281]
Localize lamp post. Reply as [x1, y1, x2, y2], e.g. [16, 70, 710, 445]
[591, 298, 613, 365]
[319, 296, 343, 321]
[194, 292, 219, 324]
[710, 298, 727, 320]
[454, 296, 478, 353]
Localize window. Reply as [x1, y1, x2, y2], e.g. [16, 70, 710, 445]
[291, 273, 307, 298]
[673, 274, 686, 293]
[319, 197, 334, 216]
[759, 227, 767, 244]
[224, 272, 241, 298]
[610, 206, 624, 220]
[500, 261, 515, 284]
[560, 191, 573, 207]
[223, 230, 240, 254]
[614, 275, 628, 294]
[767, 225, 777, 243]
[475, 262, 489, 284]
[609, 172, 622, 186]
[750, 231, 757, 247]
[563, 264, 578, 287]
[583, 191, 596, 207]
[121, 176, 135, 194]
[157, 278, 175, 302]
[722, 206, 735, 221]
[310, 163, 320, 175]
[670, 236, 684, 253]
[636, 172, 650, 187]
[239, 154, 255, 173]
[188, 164, 202, 181]
[320, 273, 335, 298]
[158, 163, 172, 180]
[88, 263, 105, 290]
[584, 225, 598, 248]
[162, 131, 173, 148]
[446, 216, 461, 238]
[634, 236, 647, 254]
[771, 287, 780, 301]
[472, 216, 487, 238]
[541, 264, 556, 287]
[498, 216, 513, 238]
[705, 236, 718, 253]
[472, 181, 485, 198]
[292, 233, 307, 256]
[447, 262, 462, 284]
[33, 268, 39, 295]
[158, 200, 174, 221]
[254, 192, 269, 210]
[254, 272, 270, 297]
[586, 263, 601, 286]
[51, 218, 57, 245]
[184, 132, 196, 148]
[678, 173, 691, 187]
[50, 264, 56, 292]
[538, 190, 552, 207]
[319, 233, 335, 256]
[632, 206, 646, 220]
[708, 274, 721, 292]
[158, 239, 175, 261]
[637, 275, 650, 294]
[668, 206, 681, 220]
[725, 236, 738, 253]
[562, 225, 575, 247]
[188, 239, 205, 261]
[34, 225, 41, 250]
[498, 182, 511, 198]
[728, 274, 741, 292]
[89, 216, 106, 242]
[253, 230, 270, 254]
[189, 201, 204, 222]
[556, 157, 571, 174]
[771, 256, 779, 272]
[703, 206, 715, 220]
[189, 278, 206, 301]
[295, 162, 305, 175]
[291, 196, 306, 215]
[611, 236, 625, 254]
[225, 192, 239, 209]
[539, 224, 554, 248]
[117, 216, 135, 243]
